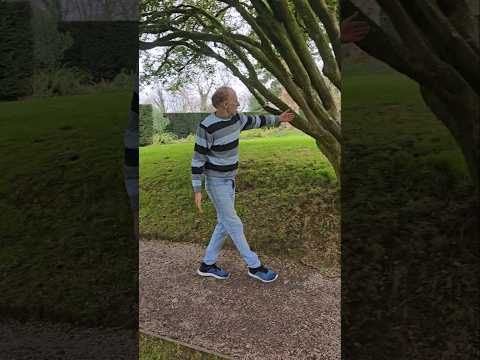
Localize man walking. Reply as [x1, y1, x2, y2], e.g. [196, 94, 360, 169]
[192, 86, 294, 283]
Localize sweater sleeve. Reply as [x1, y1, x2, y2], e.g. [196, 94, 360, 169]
[191, 124, 213, 192]
[239, 114, 280, 131]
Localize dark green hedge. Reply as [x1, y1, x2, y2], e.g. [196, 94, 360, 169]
[164, 113, 208, 139]
[140, 104, 153, 146]
[58, 21, 137, 81]
[0, 1, 33, 100]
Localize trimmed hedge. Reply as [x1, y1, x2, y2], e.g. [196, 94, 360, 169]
[164, 113, 208, 139]
[140, 104, 153, 146]
[58, 21, 137, 81]
[0, 1, 33, 100]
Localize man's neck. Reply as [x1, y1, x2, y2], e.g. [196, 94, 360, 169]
[214, 110, 232, 119]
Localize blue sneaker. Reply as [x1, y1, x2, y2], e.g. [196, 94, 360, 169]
[248, 265, 278, 283]
[197, 262, 229, 280]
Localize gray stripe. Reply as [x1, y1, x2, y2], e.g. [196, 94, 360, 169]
[193, 151, 206, 160]
[204, 168, 237, 178]
[195, 134, 208, 148]
[210, 148, 238, 158]
[210, 120, 241, 140]
[254, 115, 261, 128]
[207, 154, 239, 166]
[192, 157, 205, 167]
[266, 115, 277, 127]
[195, 128, 210, 148]
[200, 113, 218, 127]
[214, 127, 241, 145]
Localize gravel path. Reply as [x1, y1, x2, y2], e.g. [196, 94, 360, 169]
[0, 320, 137, 360]
[140, 240, 340, 360]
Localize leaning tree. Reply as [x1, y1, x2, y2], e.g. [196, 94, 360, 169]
[343, 0, 479, 189]
[140, 0, 479, 189]
[140, 0, 342, 178]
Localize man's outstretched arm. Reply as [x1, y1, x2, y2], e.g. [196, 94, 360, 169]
[239, 111, 295, 131]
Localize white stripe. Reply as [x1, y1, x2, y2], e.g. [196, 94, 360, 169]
[207, 154, 238, 166]
[195, 135, 208, 148]
[214, 129, 240, 145]
[192, 158, 205, 167]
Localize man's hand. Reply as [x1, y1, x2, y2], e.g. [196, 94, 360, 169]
[194, 191, 203, 213]
[341, 12, 370, 43]
[279, 110, 295, 123]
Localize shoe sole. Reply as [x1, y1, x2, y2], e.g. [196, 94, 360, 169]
[248, 271, 278, 283]
[196, 269, 229, 280]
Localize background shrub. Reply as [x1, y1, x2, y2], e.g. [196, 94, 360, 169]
[0, 1, 34, 100]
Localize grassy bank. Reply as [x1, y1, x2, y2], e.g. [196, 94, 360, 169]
[341, 69, 476, 358]
[140, 333, 224, 360]
[0, 92, 137, 327]
[140, 132, 340, 267]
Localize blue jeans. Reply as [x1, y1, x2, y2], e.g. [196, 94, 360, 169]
[203, 176, 261, 268]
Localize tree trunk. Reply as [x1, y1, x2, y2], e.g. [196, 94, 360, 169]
[316, 138, 341, 183]
[420, 86, 479, 192]
[287, 111, 341, 183]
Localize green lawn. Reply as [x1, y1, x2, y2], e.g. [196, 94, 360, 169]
[140, 70, 472, 271]
[341, 67, 476, 358]
[0, 91, 137, 327]
[140, 131, 340, 266]
[342, 70, 471, 195]
[1, 68, 473, 358]
[140, 333, 224, 360]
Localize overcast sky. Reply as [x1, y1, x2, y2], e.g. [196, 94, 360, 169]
[139, 48, 252, 109]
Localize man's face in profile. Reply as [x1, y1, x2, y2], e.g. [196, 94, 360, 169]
[224, 89, 240, 117]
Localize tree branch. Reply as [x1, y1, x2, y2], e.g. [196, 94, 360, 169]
[307, 0, 340, 59]
[293, 0, 340, 89]
[270, 0, 337, 114]
[251, 0, 338, 135]
[403, 0, 480, 93]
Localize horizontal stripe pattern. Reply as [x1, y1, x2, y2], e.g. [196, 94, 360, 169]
[192, 166, 204, 174]
[124, 71, 139, 209]
[194, 143, 209, 155]
[213, 130, 241, 146]
[205, 161, 238, 172]
[211, 138, 238, 152]
[205, 113, 240, 134]
[240, 113, 278, 131]
[191, 112, 279, 190]
[205, 154, 239, 166]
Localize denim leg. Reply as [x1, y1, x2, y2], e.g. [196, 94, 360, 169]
[205, 177, 261, 268]
[203, 222, 228, 265]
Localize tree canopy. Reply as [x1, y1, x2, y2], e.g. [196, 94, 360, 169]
[140, 0, 342, 175]
[140, 0, 479, 186]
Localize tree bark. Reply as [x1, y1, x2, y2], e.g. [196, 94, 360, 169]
[420, 86, 479, 192]
[343, 0, 479, 191]
[316, 138, 341, 182]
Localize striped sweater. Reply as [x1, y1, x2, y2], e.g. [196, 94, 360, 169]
[191, 112, 280, 192]
[123, 72, 139, 210]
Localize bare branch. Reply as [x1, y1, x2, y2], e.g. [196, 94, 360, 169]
[307, 0, 340, 59]
[293, 0, 340, 89]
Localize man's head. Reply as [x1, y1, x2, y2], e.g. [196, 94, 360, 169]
[211, 86, 239, 117]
